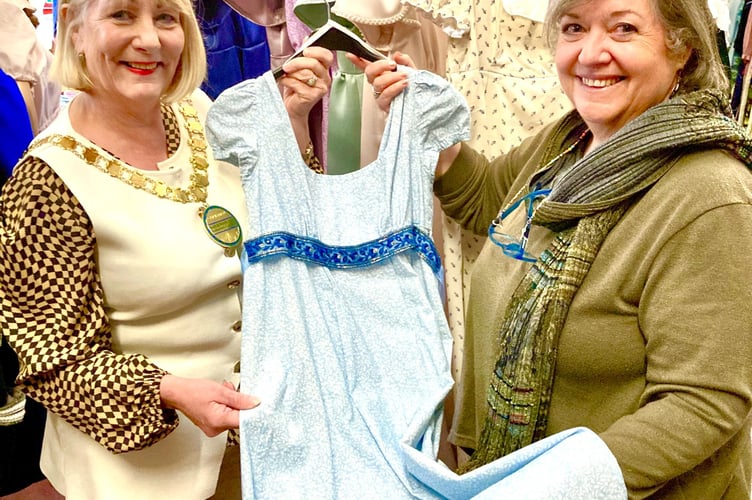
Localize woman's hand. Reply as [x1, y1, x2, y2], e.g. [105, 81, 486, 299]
[160, 374, 260, 437]
[347, 51, 414, 113]
[348, 51, 460, 176]
[279, 47, 334, 151]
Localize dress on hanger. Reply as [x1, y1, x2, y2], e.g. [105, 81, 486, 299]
[207, 67, 464, 497]
[205, 68, 626, 499]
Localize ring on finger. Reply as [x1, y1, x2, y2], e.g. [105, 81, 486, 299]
[306, 75, 318, 87]
[372, 85, 382, 98]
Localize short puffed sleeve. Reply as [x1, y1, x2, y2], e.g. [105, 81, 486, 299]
[205, 79, 262, 170]
[405, 68, 470, 154]
[0, 2, 46, 83]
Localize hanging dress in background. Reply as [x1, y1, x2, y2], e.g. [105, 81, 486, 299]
[193, 0, 271, 100]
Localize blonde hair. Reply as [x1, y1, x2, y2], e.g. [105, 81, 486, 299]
[544, 0, 729, 95]
[52, 0, 206, 103]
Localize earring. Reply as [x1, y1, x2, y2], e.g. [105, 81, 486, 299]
[78, 52, 85, 65]
[670, 71, 682, 98]
[671, 80, 680, 97]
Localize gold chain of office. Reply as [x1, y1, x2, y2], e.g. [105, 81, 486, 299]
[27, 99, 209, 204]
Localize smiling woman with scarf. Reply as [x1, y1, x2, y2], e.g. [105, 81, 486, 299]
[354, 0, 752, 497]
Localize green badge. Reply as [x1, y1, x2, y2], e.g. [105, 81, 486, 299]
[202, 205, 242, 249]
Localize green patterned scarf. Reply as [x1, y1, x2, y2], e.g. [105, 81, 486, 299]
[462, 89, 752, 471]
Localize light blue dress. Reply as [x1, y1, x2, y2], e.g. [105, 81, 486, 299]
[206, 69, 626, 500]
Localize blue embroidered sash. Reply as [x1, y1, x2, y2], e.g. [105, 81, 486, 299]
[243, 225, 441, 274]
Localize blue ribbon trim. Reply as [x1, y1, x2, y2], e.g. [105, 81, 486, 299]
[244, 226, 442, 274]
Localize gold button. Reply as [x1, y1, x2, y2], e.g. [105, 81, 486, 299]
[231, 320, 242, 332]
[233, 361, 241, 373]
[227, 279, 241, 289]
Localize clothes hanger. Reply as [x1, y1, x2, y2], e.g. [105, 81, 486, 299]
[272, 0, 386, 79]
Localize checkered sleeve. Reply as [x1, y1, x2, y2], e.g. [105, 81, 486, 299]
[0, 157, 179, 454]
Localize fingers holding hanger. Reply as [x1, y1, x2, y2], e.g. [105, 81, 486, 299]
[349, 51, 413, 113]
[280, 47, 333, 118]
[281, 47, 333, 89]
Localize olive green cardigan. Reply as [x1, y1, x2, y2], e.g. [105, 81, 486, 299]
[437, 122, 752, 498]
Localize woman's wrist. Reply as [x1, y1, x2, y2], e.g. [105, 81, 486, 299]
[290, 117, 311, 152]
[159, 374, 179, 409]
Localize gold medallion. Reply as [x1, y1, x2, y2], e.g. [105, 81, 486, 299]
[202, 205, 242, 249]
